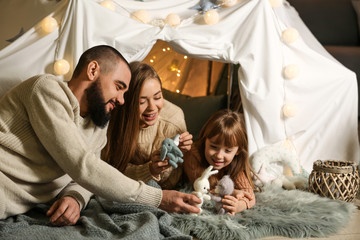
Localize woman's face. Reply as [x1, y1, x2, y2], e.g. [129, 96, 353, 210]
[204, 135, 239, 170]
[139, 78, 163, 128]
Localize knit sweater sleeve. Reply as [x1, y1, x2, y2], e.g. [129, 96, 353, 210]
[59, 118, 108, 210]
[25, 77, 162, 207]
[234, 172, 256, 209]
[183, 148, 205, 184]
[58, 181, 93, 210]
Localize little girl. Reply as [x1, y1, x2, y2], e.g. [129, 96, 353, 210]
[183, 109, 257, 215]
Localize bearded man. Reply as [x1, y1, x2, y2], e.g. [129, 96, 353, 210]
[0, 45, 200, 226]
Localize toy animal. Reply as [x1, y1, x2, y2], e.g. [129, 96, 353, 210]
[211, 175, 234, 215]
[160, 134, 183, 168]
[191, 165, 218, 215]
[251, 143, 309, 190]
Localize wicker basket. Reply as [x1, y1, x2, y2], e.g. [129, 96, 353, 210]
[308, 160, 360, 202]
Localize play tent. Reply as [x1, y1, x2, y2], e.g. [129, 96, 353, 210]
[0, 0, 358, 173]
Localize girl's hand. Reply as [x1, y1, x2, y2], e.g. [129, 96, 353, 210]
[233, 189, 254, 201]
[149, 150, 171, 177]
[178, 131, 193, 152]
[221, 195, 247, 215]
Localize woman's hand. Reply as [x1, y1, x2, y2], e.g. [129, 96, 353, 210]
[221, 195, 247, 215]
[178, 131, 193, 152]
[149, 150, 171, 177]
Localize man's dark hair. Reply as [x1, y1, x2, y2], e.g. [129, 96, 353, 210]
[72, 45, 130, 78]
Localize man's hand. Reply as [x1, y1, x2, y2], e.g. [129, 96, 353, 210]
[159, 190, 201, 214]
[178, 131, 193, 152]
[46, 196, 80, 226]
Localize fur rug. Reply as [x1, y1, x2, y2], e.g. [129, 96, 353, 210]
[171, 185, 357, 240]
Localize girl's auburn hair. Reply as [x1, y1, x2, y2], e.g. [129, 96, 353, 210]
[195, 109, 257, 190]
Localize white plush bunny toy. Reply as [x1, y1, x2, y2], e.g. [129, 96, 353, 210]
[192, 165, 218, 215]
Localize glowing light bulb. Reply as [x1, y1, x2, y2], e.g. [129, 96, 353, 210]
[100, 0, 115, 11]
[222, 0, 238, 7]
[282, 103, 298, 118]
[282, 28, 299, 44]
[283, 64, 300, 80]
[54, 59, 70, 75]
[131, 10, 150, 24]
[204, 10, 219, 25]
[41, 17, 58, 34]
[269, 0, 283, 8]
[165, 13, 181, 27]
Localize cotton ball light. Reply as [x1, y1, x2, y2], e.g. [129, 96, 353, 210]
[131, 10, 150, 24]
[282, 103, 298, 118]
[282, 28, 299, 44]
[165, 14, 181, 27]
[268, 0, 283, 8]
[54, 59, 70, 75]
[41, 17, 58, 34]
[203, 10, 219, 25]
[221, 0, 238, 7]
[283, 64, 300, 80]
[100, 0, 115, 11]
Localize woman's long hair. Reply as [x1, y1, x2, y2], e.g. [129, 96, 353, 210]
[194, 109, 257, 190]
[102, 61, 161, 172]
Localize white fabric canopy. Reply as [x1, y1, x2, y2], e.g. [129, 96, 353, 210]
[0, 0, 358, 172]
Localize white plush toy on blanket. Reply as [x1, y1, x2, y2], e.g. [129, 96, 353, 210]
[251, 142, 309, 190]
[191, 165, 218, 215]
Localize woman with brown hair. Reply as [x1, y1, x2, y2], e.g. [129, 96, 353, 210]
[102, 61, 193, 189]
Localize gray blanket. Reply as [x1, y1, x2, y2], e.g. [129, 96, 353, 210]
[0, 196, 191, 240]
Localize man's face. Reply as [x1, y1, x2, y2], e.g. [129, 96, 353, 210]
[86, 60, 131, 128]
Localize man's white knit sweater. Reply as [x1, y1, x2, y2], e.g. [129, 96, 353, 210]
[0, 74, 162, 219]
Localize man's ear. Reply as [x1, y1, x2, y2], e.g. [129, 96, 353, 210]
[86, 60, 100, 81]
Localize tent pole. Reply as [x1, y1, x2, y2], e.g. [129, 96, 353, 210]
[207, 60, 213, 95]
[227, 64, 233, 109]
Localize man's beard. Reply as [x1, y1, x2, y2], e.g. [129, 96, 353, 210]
[86, 79, 111, 128]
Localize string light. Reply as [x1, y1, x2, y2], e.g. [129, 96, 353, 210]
[41, 17, 58, 34]
[282, 103, 298, 118]
[222, 0, 238, 7]
[283, 64, 300, 80]
[268, 0, 283, 8]
[282, 28, 299, 44]
[53, 59, 70, 75]
[131, 9, 150, 24]
[100, 0, 115, 11]
[203, 10, 220, 25]
[165, 14, 181, 27]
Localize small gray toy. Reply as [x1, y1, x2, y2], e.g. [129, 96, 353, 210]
[160, 134, 183, 168]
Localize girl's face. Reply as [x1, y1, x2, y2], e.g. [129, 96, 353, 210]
[204, 136, 239, 170]
[139, 78, 164, 128]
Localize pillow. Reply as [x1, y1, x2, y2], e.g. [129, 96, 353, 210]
[352, 0, 360, 38]
[162, 89, 227, 140]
